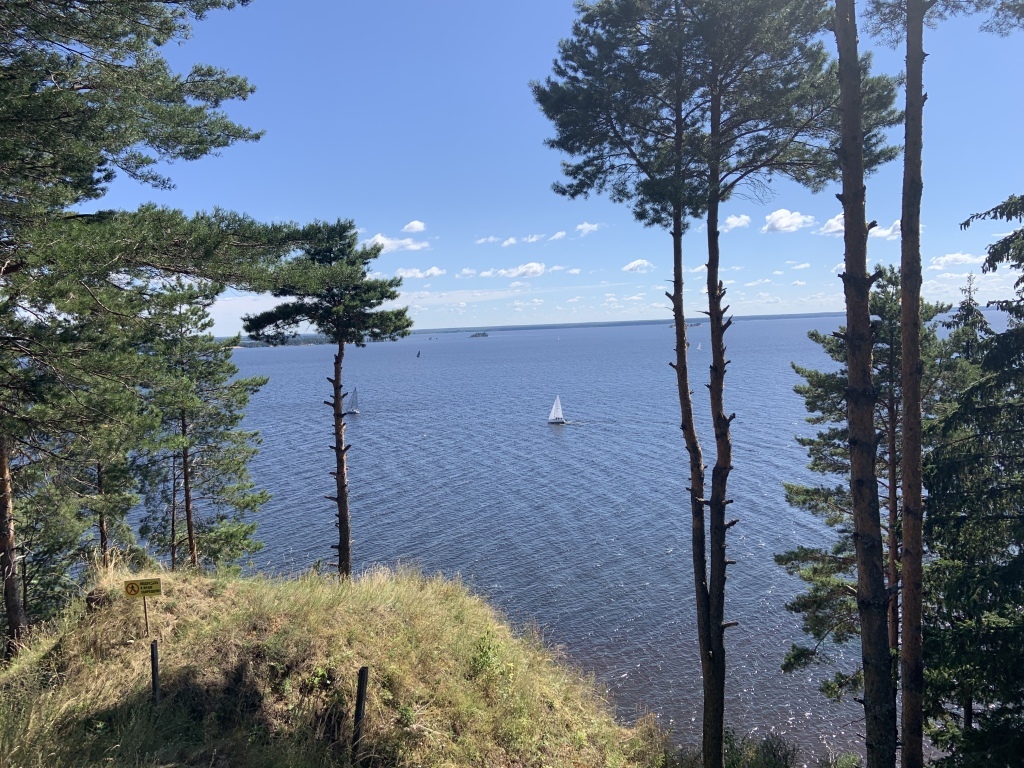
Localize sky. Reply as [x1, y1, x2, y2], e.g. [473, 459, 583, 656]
[86, 1, 1024, 335]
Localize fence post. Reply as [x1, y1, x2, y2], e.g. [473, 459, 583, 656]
[150, 639, 160, 705]
[351, 666, 369, 766]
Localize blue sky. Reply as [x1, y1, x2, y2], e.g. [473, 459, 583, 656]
[89, 1, 1024, 334]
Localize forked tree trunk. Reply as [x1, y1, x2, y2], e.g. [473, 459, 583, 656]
[0, 437, 28, 656]
[833, 2, 897, 766]
[900, 1, 927, 764]
[329, 342, 352, 577]
[181, 415, 198, 569]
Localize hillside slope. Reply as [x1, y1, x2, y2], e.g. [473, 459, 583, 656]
[0, 567, 668, 768]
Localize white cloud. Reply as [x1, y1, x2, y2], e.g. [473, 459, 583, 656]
[744, 278, 771, 287]
[689, 264, 708, 273]
[501, 237, 517, 247]
[792, 263, 811, 270]
[928, 252, 985, 271]
[623, 259, 655, 273]
[625, 294, 646, 301]
[476, 236, 500, 245]
[480, 262, 547, 278]
[772, 270, 784, 276]
[576, 221, 601, 236]
[870, 220, 901, 240]
[396, 266, 446, 279]
[792, 280, 807, 286]
[549, 265, 566, 272]
[509, 281, 529, 288]
[402, 220, 426, 233]
[512, 298, 544, 309]
[761, 209, 815, 233]
[365, 233, 430, 253]
[567, 268, 581, 275]
[817, 214, 844, 237]
[549, 231, 567, 241]
[831, 261, 844, 273]
[567, 296, 582, 303]
[523, 234, 544, 243]
[456, 268, 476, 278]
[722, 214, 751, 232]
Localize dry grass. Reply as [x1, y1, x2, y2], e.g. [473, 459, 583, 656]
[0, 564, 673, 768]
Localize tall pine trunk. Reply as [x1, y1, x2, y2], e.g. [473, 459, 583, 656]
[329, 342, 352, 577]
[834, 2, 897, 766]
[181, 414, 198, 568]
[900, 1, 926, 764]
[1, 437, 28, 656]
[701, 79, 733, 768]
[97, 463, 109, 569]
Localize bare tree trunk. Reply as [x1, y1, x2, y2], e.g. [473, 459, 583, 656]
[667, 199, 710, 764]
[900, 2, 926, 765]
[1, 437, 28, 657]
[834, 3, 897, 766]
[170, 454, 178, 571]
[181, 414, 198, 569]
[701, 80, 733, 768]
[97, 463, 109, 569]
[329, 342, 352, 577]
[886, 388, 900, 706]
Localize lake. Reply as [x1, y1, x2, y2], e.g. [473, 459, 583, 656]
[233, 315, 864, 758]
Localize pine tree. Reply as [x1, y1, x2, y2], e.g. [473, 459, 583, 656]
[138, 280, 267, 570]
[243, 220, 412, 578]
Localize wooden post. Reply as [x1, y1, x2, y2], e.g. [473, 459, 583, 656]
[352, 666, 369, 766]
[143, 595, 150, 636]
[151, 639, 160, 705]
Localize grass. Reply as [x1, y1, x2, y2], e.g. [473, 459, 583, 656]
[0, 564, 675, 768]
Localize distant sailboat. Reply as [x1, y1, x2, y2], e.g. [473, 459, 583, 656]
[548, 395, 566, 425]
[343, 387, 360, 416]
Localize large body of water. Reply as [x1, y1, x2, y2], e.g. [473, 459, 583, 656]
[233, 316, 863, 757]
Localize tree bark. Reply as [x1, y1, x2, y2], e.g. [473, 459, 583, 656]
[170, 454, 178, 571]
[900, 2, 926, 765]
[97, 463, 109, 569]
[1, 437, 28, 657]
[833, 3, 897, 766]
[330, 342, 353, 577]
[181, 414, 198, 569]
[886, 349, 899, 663]
[701, 77, 732, 768]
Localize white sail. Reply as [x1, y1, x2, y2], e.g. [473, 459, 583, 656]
[548, 395, 565, 424]
[345, 387, 360, 415]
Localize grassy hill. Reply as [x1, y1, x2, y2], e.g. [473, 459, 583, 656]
[0, 566, 670, 768]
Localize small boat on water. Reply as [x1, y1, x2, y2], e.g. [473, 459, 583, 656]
[343, 387, 360, 416]
[548, 395, 566, 425]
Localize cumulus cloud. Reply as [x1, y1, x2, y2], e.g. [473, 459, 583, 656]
[549, 231, 567, 241]
[773, 270, 784, 276]
[523, 234, 545, 243]
[366, 233, 430, 253]
[402, 220, 426, 233]
[625, 294, 646, 301]
[792, 263, 811, 270]
[396, 266, 446, 279]
[817, 214, 844, 236]
[792, 280, 807, 286]
[761, 209, 815, 233]
[480, 262, 547, 278]
[576, 221, 601, 236]
[476, 236, 500, 245]
[623, 259, 655, 273]
[567, 296, 582, 303]
[567, 268, 581, 275]
[870, 220, 901, 240]
[501, 237, 517, 247]
[744, 278, 771, 287]
[549, 265, 565, 272]
[722, 214, 751, 232]
[456, 268, 476, 278]
[928, 252, 985, 271]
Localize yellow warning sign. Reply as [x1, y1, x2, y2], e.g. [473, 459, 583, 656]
[124, 579, 162, 598]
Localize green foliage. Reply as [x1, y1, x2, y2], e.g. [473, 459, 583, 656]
[243, 219, 413, 348]
[776, 266, 948, 696]
[138, 279, 268, 570]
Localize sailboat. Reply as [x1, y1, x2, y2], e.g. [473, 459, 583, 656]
[343, 387, 360, 416]
[548, 395, 566, 425]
